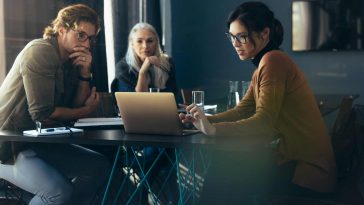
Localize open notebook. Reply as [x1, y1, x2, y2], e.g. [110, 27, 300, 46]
[115, 92, 199, 136]
[23, 127, 83, 137]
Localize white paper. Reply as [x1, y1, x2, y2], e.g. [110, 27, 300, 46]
[23, 127, 83, 137]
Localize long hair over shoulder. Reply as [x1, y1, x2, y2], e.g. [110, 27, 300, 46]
[125, 22, 171, 88]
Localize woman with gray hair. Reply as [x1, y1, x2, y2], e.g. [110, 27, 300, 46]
[114, 22, 178, 95]
[112, 22, 178, 204]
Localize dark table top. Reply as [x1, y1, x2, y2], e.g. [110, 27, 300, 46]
[0, 129, 215, 148]
[0, 94, 357, 150]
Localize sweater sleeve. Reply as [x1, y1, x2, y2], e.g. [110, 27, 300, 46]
[208, 81, 256, 123]
[210, 52, 288, 144]
[21, 41, 59, 121]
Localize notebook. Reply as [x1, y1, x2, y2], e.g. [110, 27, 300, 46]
[23, 127, 83, 137]
[115, 92, 199, 136]
[74, 117, 123, 128]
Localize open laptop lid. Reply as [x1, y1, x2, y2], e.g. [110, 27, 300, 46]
[115, 92, 183, 135]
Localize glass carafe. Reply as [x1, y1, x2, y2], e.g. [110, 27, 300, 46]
[241, 80, 250, 97]
[227, 81, 240, 109]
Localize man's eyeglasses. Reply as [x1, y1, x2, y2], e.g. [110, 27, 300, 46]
[73, 29, 97, 45]
[225, 32, 248, 44]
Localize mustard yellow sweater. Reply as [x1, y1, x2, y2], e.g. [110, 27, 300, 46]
[208, 50, 337, 192]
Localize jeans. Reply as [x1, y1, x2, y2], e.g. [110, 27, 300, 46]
[0, 144, 110, 205]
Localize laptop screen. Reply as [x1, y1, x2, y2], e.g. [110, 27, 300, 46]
[115, 92, 183, 135]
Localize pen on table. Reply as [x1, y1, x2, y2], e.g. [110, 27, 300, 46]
[44, 128, 66, 132]
[45, 128, 56, 132]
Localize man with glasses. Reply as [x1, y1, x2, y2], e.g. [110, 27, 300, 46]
[0, 4, 110, 205]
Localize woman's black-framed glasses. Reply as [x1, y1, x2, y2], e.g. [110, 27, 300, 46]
[225, 32, 248, 44]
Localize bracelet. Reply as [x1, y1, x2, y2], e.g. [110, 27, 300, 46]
[78, 76, 92, 82]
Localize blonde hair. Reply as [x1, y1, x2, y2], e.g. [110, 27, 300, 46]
[43, 4, 100, 39]
[125, 22, 171, 88]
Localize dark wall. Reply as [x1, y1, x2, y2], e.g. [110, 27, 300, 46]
[171, 0, 364, 103]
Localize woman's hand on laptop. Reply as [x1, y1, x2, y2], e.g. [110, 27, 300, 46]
[179, 104, 216, 136]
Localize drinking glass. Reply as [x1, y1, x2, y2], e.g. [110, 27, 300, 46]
[192, 91, 204, 111]
[227, 81, 239, 109]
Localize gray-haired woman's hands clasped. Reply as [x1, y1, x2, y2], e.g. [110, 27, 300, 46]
[140, 56, 161, 74]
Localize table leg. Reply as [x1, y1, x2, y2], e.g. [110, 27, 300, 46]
[102, 145, 122, 205]
[175, 147, 211, 205]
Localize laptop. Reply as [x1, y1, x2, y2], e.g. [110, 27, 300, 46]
[115, 92, 199, 136]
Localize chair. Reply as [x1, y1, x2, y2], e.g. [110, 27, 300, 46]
[330, 96, 356, 178]
[331, 96, 355, 136]
[180, 89, 192, 105]
[180, 88, 203, 105]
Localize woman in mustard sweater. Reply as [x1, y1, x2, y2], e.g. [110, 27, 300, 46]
[180, 1, 337, 204]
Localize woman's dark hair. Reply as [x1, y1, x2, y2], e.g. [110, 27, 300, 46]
[227, 1, 283, 48]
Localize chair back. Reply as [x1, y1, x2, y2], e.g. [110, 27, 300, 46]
[332, 96, 354, 135]
[180, 89, 192, 105]
[331, 96, 356, 178]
